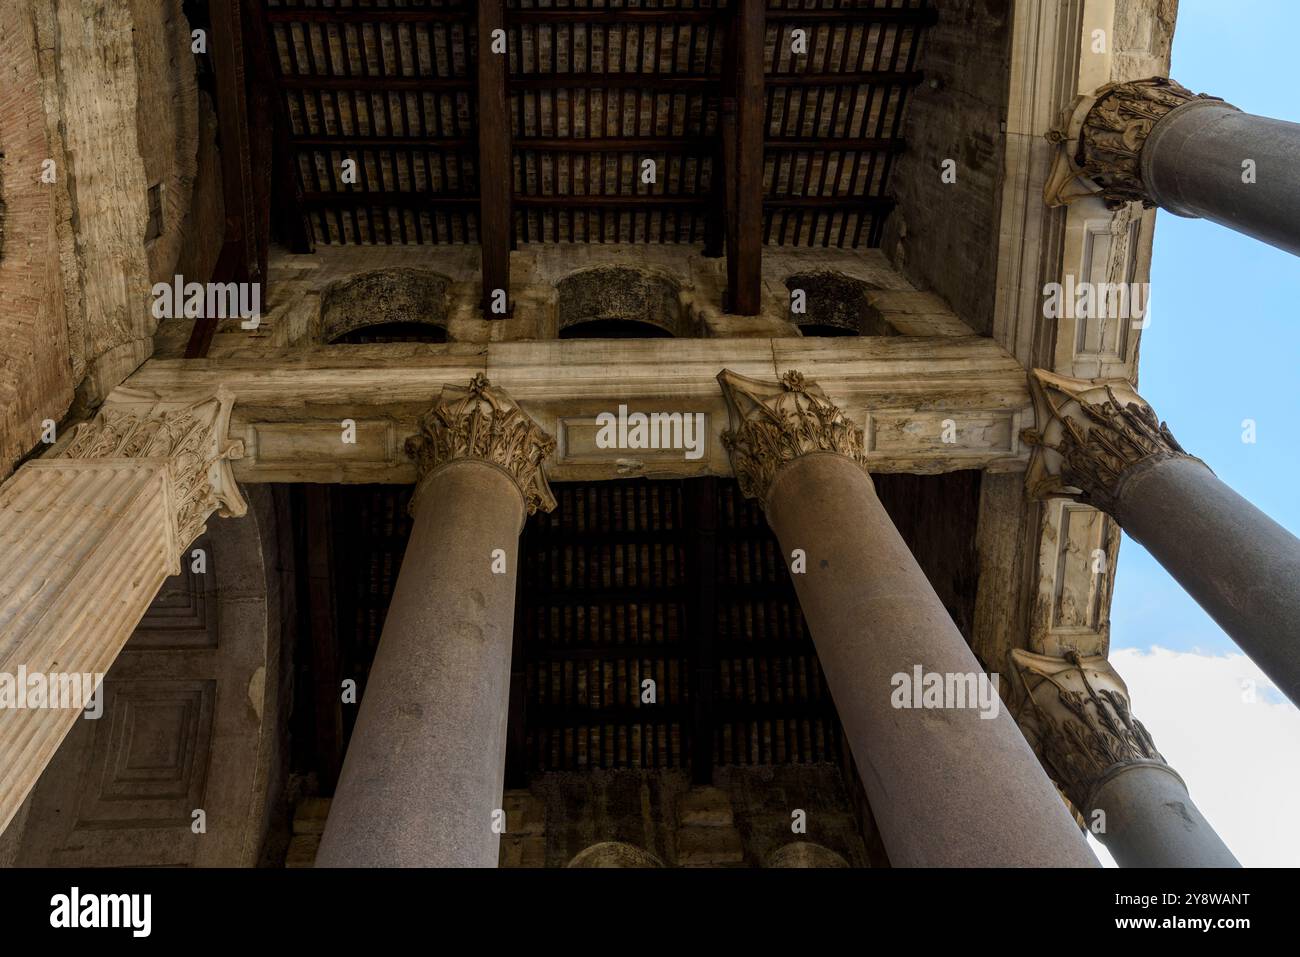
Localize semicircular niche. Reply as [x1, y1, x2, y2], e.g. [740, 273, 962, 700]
[784, 271, 896, 337]
[557, 266, 683, 339]
[566, 841, 665, 868]
[321, 268, 451, 343]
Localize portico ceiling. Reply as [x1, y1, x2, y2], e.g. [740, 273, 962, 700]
[258, 0, 933, 248]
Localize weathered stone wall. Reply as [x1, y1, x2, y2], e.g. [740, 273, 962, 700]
[0, 2, 74, 478]
[880, 0, 1012, 335]
[0, 0, 207, 480]
[128, 0, 199, 288]
[1112, 0, 1178, 83]
[34, 0, 154, 413]
[557, 265, 684, 338]
[284, 766, 880, 867]
[320, 267, 452, 343]
[498, 767, 876, 868]
[158, 242, 976, 358]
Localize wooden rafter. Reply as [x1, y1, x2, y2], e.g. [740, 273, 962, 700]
[477, 0, 512, 317]
[187, 0, 259, 359]
[726, 0, 765, 315]
[210, 0, 258, 278]
[246, 0, 314, 255]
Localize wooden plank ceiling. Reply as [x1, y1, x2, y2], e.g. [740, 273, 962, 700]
[295, 472, 979, 786]
[259, 0, 933, 251]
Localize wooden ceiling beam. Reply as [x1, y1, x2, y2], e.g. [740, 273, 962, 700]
[186, 0, 259, 360]
[726, 0, 765, 316]
[209, 0, 258, 281]
[478, 0, 512, 318]
[246, 0, 314, 256]
[279, 76, 472, 91]
[265, 8, 472, 23]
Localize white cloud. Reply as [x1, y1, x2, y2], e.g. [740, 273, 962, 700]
[1086, 647, 1300, 868]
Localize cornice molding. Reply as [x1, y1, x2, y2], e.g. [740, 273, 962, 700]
[406, 374, 556, 515]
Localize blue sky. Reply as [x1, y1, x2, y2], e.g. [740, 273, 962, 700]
[1110, 0, 1300, 658]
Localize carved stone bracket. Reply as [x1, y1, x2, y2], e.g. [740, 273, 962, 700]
[1044, 77, 1229, 209]
[1021, 369, 1193, 514]
[52, 386, 247, 555]
[406, 374, 556, 515]
[716, 369, 869, 503]
[1009, 648, 1165, 812]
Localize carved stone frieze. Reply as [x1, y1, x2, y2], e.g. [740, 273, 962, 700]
[716, 369, 869, 503]
[53, 386, 246, 552]
[1009, 648, 1165, 812]
[406, 374, 556, 514]
[1021, 369, 1191, 514]
[1076, 77, 1225, 208]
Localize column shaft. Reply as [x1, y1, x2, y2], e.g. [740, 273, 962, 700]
[315, 462, 525, 868]
[1144, 102, 1300, 255]
[1091, 763, 1239, 868]
[1116, 455, 1300, 706]
[764, 453, 1097, 867]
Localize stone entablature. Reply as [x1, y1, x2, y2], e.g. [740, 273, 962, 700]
[123, 335, 1033, 486]
[986, 0, 1178, 669]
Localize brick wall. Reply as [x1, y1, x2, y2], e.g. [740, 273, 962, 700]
[0, 3, 74, 478]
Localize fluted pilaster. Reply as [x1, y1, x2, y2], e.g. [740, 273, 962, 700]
[0, 387, 244, 835]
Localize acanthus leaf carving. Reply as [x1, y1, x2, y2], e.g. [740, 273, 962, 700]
[1021, 369, 1191, 514]
[1078, 77, 1218, 207]
[716, 369, 869, 503]
[1010, 648, 1165, 813]
[405, 374, 556, 515]
[53, 386, 246, 553]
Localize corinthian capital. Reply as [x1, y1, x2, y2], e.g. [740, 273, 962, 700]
[1021, 370, 1193, 513]
[1009, 649, 1166, 812]
[1045, 77, 1230, 208]
[53, 386, 246, 553]
[406, 374, 556, 515]
[716, 369, 868, 503]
